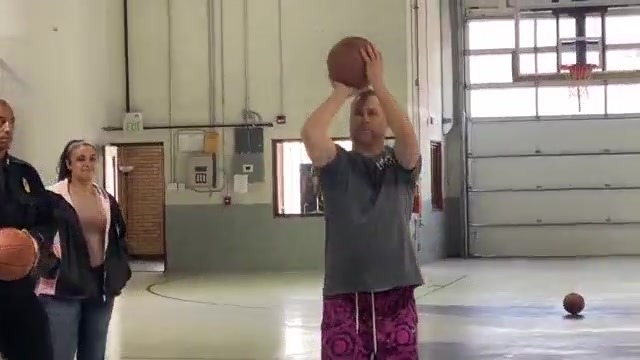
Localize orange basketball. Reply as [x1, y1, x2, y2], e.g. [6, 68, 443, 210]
[563, 292, 585, 315]
[0, 228, 37, 281]
[327, 36, 372, 89]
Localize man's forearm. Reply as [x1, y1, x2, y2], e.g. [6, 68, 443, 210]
[29, 185, 59, 276]
[301, 89, 351, 167]
[301, 90, 349, 138]
[373, 85, 419, 169]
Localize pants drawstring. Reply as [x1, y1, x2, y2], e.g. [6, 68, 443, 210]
[354, 292, 378, 359]
[355, 293, 359, 333]
[371, 292, 377, 358]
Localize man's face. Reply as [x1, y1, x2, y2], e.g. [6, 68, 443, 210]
[349, 95, 387, 146]
[0, 105, 15, 152]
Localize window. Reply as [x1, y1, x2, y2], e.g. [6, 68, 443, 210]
[466, 15, 640, 117]
[468, 51, 602, 85]
[467, 20, 515, 50]
[519, 17, 597, 48]
[607, 49, 640, 71]
[273, 139, 352, 217]
[468, 54, 516, 84]
[273, 138, 397, 217]
[467, 17, 601, 50]
[538, 85, 605, 116]
[607, 84, 640, 114]
[430, 141, 443, 211]
[606, 15, 640, 45]
[469, 88, 537, 117]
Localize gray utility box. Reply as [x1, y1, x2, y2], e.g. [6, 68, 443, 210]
[232, 153, 264, 184]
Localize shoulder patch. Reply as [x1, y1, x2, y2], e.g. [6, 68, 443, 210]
[22, 177, 30, 193]
[8, 156, 45, 192]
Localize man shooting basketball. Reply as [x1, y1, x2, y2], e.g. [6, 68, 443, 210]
[302, 44, 423, 358]
[0, 99, 55, 360]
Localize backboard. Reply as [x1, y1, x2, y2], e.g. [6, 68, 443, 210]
[511, 0, 640, 83]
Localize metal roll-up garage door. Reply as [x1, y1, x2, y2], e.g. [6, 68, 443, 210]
[467, 116, 640, 257]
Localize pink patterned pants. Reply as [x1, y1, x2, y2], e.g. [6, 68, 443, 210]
[321, 286, 418, 359]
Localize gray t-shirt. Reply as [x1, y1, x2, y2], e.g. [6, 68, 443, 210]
[319, 145, 424, 296]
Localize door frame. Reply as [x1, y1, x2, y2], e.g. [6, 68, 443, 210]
[103, 142, 167, 271]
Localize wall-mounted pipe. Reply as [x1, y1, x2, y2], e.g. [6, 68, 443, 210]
[277, 0, 284, 116]
[101, 122, 274, 131]
[166, 0, 177, 183]
[243, 0, 250, 115]
[202, 0, 226, 193]
[207, 0, 216, 125]
[240, 0, 262, 124]
[124, 0, 131, 112]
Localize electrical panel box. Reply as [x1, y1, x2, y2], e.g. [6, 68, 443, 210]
[186, 154, 216, 188]
[232, 153, 264, 184]
[234, 127, 264, 154]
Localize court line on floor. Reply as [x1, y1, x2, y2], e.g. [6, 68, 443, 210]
[121, 357, 311, 360]
[121, 357, 257, 360]
[146, 275, 467, 308]
[121, 357, 255, 360]
[145, 281, 270, 309]
[416, 275, 468, 299]
[120, 349, 317, 360]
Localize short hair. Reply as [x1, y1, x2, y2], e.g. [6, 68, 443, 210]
[0, 99, 13, 112]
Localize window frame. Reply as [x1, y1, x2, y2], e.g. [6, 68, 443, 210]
[464, 12, 640, 118]
[430, 141, 444, 211]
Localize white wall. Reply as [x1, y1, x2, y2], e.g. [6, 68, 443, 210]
[410, 0, 447, 262]
[119, 0, 411, 206]
[0, 0, 125, 184]
[411, 0, 444, 198]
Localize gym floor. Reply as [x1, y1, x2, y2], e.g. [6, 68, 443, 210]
[106, 258, 640, 359]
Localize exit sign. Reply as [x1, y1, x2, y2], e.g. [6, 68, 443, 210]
[123, 112, 143, 132]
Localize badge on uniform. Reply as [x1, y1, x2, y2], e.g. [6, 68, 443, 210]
[22, 178, 30, 193]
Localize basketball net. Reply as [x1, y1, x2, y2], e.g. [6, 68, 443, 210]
[560, 64, 597, 112]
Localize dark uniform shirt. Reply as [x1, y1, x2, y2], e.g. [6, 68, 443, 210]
[0, 154, 57, 295]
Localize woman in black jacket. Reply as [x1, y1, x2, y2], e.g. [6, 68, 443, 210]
[36, 140, 131, 360]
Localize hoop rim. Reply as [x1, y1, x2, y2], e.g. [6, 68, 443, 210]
[559, 64, 599, 70]
[560, 64, 598, 81]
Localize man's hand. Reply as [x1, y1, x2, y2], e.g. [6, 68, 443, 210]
[361, 44, 384, 90]
[360, 44, 420, 170]
[331, 80, 362, 99]
[21, 229, 40, 267]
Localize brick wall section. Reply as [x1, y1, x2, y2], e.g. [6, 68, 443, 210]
[120, 144, 165, 256]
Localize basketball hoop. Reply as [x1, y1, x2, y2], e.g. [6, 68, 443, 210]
[560, 64, 597, 111]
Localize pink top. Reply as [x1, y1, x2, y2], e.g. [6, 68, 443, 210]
[69, 187, 107, 267]
[35, 179, 112, 296]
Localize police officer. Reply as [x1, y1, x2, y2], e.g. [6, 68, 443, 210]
[0, 99, 56, 360]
